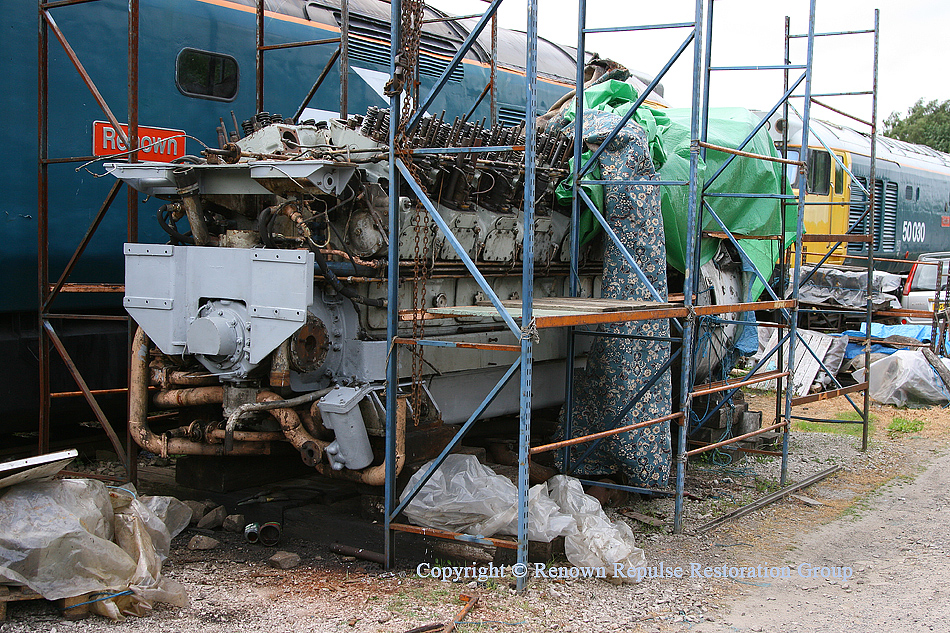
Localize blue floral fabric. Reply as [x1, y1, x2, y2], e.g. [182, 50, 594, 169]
[554, 110, 672, 488]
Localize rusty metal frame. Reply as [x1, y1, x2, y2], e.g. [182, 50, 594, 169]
[38, 0, 139, 480]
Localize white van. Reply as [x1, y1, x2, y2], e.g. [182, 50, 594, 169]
[900, 252, 950, 323]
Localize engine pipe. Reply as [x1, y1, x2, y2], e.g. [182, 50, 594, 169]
[130, 327, 276, 457]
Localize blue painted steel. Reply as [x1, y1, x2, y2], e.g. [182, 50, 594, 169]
[576, 479, 676, 498]
[584, 22, 695, 34]
[709, 65, 807, 71]
[394, 158, 523, 338]
[383, 0, 402, 571]
[579, 30, 695, 177]
[388, 357, 521, 521]
[782, 0, 817, 486]
[406, 0, 503, 133]
[585, 180, 688, 186]
[410, 145, 520, 155]
[673, 0, 704, 535]
[702, 75, 805, 190]
[563, 0, 587, 476]
[516, 0, 538, 594]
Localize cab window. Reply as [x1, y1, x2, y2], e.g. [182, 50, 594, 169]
[176, 49, 239, 101]
[806, 150, 831, 195]
[833, 156, 844, 195]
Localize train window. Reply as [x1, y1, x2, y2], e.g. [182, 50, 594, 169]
[906, 185, 914, 200]
[176, 49, 238, 102]
[805, 150, 831, 195]
[834, 158, 844, 195]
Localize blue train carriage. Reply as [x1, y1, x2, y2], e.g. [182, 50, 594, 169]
[762, 111, 950, 272]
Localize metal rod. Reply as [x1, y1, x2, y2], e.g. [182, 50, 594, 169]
[696, 466, 841, 533]
[383, 0, 401, 571]
[256, 0, 264, 112]
[696, 140, 805, 167]
[293, 46, 342, 122]
[340, 0, 348, 118]
[810, 98, 872, 127]
[532, 413, 682, 455]
[259, 37, 341, 52]
[685, 422, 788, 457]
[584, 21, 695, 33]
[43, 321, 128, 466]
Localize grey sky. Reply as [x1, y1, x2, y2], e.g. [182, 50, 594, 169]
[428, 0, 948, 129]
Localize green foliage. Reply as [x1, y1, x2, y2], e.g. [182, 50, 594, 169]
[884, 99, 950, 153]
[887, 417, 924, 435]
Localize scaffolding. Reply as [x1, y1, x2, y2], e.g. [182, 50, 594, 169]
[378, 0, 891, 588]
[37, 0, 141, 481]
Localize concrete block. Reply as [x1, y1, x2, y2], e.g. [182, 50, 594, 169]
[187, 535, 220, 550]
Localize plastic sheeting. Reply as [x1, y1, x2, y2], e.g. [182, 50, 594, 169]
[401, 456, 645, 580]
[401, 454, 574, 543]
[855, 349, 950, 406]
[547, 476, 645, 582]
[798, 268, 901, 310]
[0, 479, 190, 620]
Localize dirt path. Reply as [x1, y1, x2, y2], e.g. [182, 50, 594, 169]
[686, 448, 950, 633]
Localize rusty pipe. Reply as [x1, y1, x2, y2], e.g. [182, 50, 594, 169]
[152, 386, 225, 408]
[130, 327, 275, 457]
[151, 366, 219, 388]
[223, 388, 332, 451]
[257, 390, 331, 467]
[209, 429, 287, 443]
[316, 395, 406, 486]
[299, 407, 333, 441]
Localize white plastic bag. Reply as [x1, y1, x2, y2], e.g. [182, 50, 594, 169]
[401, 454, 574, 543]
[0, 479, 189, 620]
[547, 476, 645, 582]
[856, 349, 950, 406]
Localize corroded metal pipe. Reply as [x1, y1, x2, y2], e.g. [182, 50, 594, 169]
[152, 386, 224, 408]
[129, 327, 275, 457]
[257, 390, 330, 467]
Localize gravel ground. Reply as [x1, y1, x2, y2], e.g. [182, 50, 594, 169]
[1, 396, 946, 632]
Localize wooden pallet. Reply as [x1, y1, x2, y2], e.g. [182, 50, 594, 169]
[0, 585, 91, 621]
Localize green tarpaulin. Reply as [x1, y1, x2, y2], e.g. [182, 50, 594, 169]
[555, 80, 795, 297]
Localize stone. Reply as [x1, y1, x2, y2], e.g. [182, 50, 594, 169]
[187, 535, 220, 550]
[223, 513, 246, 533]
[197, 505, 227, 530]
[184, 500, 208, 525]
[268, 551, 301, 570]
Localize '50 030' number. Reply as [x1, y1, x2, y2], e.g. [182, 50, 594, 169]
[902, 221, 926, 243]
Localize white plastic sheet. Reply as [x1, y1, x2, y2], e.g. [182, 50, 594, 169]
[401, 454, 574, 543]
[0, 479, 191, 619]
[856, 349, 950, 406]
[402, 456, 647, 581]
[547, 476, 645, 582]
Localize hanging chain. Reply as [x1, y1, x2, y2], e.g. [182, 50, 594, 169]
[395, 0, 430, 420]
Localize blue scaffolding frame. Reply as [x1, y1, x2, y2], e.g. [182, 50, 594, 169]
[379, 0, 879, 588]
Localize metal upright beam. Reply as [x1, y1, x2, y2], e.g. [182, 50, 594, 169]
[383, 0, 402, 571]
[863, 9, 879, 452]
[781, 0, 816, 485]
[673, 0, 704, 534]
[515, 0, 538, 592]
